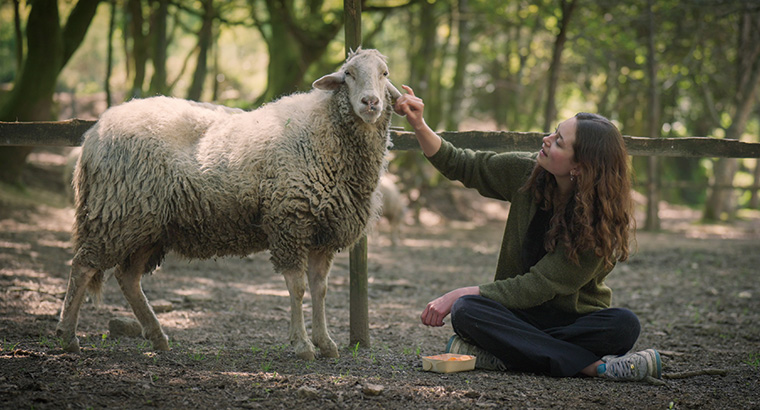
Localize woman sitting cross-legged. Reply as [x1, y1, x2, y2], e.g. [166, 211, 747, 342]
[394, 85, 661, 381]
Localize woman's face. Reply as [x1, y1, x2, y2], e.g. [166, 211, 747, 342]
[537, 117, 578, 180]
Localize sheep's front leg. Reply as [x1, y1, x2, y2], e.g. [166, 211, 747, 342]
[114, 250, 169, 351]
[283, 269, 317, 360]
[56, 263, 99, 352]
[307, 250, 339, 358]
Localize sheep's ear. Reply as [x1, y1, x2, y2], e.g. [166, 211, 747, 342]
[313, 72, 345, 91]
[386, 80, 402, 103]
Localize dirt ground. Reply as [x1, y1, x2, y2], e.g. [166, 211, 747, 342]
[1, 148, 759, 409]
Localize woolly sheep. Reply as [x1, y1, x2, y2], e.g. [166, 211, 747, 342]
[377, 175, 406, 247]
[55, 48, 402, 361]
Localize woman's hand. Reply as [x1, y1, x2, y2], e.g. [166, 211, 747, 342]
[393, 85, 426, 130]
[420, 286, 480, 327]
[394, 85, 442, 157]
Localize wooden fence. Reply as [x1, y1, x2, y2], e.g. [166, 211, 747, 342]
[2, 119, 760, 350]
[3, 119, 760, 158]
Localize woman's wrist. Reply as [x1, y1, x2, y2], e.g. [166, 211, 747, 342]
[415, 122, 442, 157]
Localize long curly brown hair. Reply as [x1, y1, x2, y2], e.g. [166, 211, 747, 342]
[522, 112, 634, 269]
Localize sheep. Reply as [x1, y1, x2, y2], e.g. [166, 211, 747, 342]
[377, 175, 406, 247]
[62, 147, 81, 204]
[55, 48, 402, 361]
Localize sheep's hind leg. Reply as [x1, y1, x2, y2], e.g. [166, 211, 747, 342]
[283, 269, 317, 360]
[307, 250, 339, 358]
[56, 262, 99, 352]
[114, 247, 170, 351]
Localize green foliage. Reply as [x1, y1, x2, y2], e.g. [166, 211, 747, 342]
[1, 0, 758, 209]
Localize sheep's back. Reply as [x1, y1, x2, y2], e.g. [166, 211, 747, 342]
[73, 97, 243, 268]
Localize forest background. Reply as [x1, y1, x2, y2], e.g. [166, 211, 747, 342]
[1, 0, 759, 225]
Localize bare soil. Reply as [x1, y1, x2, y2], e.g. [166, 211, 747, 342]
[1, 148, 759, 409]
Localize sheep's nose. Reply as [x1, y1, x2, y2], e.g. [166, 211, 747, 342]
[362, 95, 380, 107]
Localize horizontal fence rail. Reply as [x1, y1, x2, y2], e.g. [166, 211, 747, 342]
[2, 120, 760, 158]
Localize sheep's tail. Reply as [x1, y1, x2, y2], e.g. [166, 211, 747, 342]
[86, 270, 106, 306]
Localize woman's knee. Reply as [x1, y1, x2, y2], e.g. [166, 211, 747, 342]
[607, 308, 641, 352]
[450, 295, 494, 332]
[450, 295, 478, 324]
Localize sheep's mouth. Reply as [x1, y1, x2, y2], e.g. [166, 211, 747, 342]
[359, 107, 383, 123]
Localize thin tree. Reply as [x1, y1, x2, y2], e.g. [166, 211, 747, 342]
[542, 0, 577, 132]
[446, 0, 471, 131]
[644, 0, 661, 231]
[0, 0, 102, 185]
[704, 9, 760, 220]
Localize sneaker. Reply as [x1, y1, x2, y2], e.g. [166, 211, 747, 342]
[598, 349, 662, 381]
[445, 335, 507, 371]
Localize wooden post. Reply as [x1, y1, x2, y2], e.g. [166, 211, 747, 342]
[344, 0, 370, 348]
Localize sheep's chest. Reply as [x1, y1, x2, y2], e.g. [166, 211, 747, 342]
[309, 181, 375, 250]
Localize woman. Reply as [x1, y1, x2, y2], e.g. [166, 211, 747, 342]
[394, 85, 661, 381]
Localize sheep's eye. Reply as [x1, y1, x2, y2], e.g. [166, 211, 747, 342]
[344, 70, 352, 77]
[383, 71, 388, 77]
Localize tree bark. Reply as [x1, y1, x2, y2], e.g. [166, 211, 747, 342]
[12, 0, 23, 74]
[148, 0, 170, 96]
[542, 0, 577, 132]
[126, 0, 149, 98]
[704, 10, 760, 220]
[252, 0, 341, 105]
[187, 0, 214, 101]
[0, 0, 101, 185]
[644, 0, 661, 231]
[446, 0, 470, 131]
[105, 0, 117, 107]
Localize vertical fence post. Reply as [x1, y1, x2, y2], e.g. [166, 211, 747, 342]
[344, 0, 370, 349]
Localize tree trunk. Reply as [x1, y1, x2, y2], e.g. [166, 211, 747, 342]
[644, 0, 661, 231]
[750, 156, 760, 209]
[0, 0, 100, 185]
[446, 0, 470, 131]
[13, 0, 23, 74]
[253, 0, 340, 105]
[105, 0, 116, 107]
[704, 11, 760, 220]
[542, 0, 577, 132]
[187, 0, 214, 101]
[411, 0, 440, 128]
[148, 0, 169, 96]
[126, 0, 149, 98]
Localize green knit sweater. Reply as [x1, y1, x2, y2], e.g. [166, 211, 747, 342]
[427, 139, 613, 314]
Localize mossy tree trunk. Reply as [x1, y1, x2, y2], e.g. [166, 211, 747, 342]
[0, 0, 101, 186]
[187, 0, 215, 101]
[542, 0, 577, 132]
[252, 0, 342, 105]
[703, 10, 760, 221]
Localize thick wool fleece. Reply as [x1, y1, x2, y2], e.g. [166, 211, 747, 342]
[74, 88, 392, 274]
[427, 139, 613, 314]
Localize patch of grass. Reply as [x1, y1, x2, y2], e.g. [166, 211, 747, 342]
[189, 351, 206, 361]
[1, 338, 21, 352]
[743, 353, 760, 368]
[85, 333, 120, 350]
[38, 336, 58, 349]
[261, 361, 274, 372]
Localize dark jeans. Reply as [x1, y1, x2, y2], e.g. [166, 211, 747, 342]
[450, 295, 640, 377]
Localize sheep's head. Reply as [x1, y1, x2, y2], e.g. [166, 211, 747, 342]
[312, 48, 402, 124]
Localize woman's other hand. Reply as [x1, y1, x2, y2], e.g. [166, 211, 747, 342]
[420, 286, 480, 327]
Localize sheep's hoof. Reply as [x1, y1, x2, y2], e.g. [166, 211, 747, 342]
[55, 328, 80, 353]
[61, 337, 81, 353]
[320, 344, 340, 359]
[296, 350, 316, 361]
[152, 338, 170, 351]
